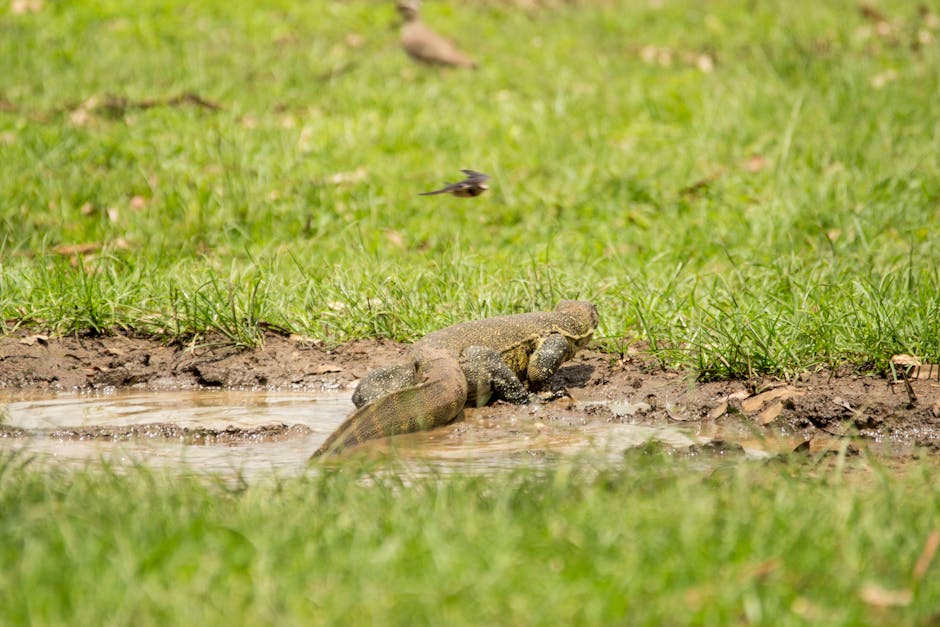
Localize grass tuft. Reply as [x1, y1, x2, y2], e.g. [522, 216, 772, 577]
[2, 0, 940, 374]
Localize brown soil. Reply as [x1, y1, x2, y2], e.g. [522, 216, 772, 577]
[3, 330, 940, 452]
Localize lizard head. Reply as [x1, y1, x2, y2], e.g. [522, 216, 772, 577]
[555, 300, 599, 346]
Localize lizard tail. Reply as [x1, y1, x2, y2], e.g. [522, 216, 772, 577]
[311, 348, 468, 458]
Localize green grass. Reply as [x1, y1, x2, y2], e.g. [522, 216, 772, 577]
[1, 450, 938, 625]
[1, 0, 939, 374]
[4, 5, 940, 623]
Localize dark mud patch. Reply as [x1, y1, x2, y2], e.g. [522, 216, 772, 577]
[3, 330, 940, 451]
[0, 331, 403, 391]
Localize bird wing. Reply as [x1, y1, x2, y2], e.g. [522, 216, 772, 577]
[460, 169, 489, 182]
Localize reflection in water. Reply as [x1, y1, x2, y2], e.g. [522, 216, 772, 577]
[0, 390, 805, 479]
[0, 390, 352, 431]
[0, 390, 350, 478]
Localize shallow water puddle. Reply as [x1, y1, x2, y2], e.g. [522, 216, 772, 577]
[1, 390, 801, 478]
[0, 390, 351, 431]
[0, 390, 349, 477]
[380, 422, 708, 475]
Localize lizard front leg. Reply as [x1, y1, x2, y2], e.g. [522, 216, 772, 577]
[526, 333, 573, 392]
[460, 346, 530, 407]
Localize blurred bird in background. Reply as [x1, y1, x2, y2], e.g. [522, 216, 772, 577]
[397, 0, 478, 69]
[419, 170, 490, 197]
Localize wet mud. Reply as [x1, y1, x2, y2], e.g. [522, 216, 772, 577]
[10, 423, 314, 444]
[2, 330, 940, 475]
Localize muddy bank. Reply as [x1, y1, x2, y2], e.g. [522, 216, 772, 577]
[0, 422, 313, 444]
[2, 330, 940, 450]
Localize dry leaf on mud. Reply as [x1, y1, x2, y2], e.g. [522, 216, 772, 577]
[288, 333, 320, 345]
[741, 386, 802, 413]
[756, 401, 783, 425]
[707, 400, 728, 420]
[911, 363, 940, 381]
[19, 334, 48, 346]
[832, 397, 854, 412]
[858, 583, 912, 608]
[893, 359, 940, 381]
[891, 354, 921, 368]
[719, 390, 750, 403]
[793, 440, 812, 454]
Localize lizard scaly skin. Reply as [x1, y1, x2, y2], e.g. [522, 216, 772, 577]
[311, 301, 598, 457]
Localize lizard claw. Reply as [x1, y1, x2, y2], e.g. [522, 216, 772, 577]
[534, 389, 570, 403]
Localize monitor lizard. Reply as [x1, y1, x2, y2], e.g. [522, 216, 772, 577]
[311, 300, 598, 458]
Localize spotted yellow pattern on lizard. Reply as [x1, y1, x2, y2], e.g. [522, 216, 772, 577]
[311, 301, 598, 458]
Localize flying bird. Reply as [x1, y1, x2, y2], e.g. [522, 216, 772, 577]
[419, 170, 490, 198]
[396, 1, 478, 69]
